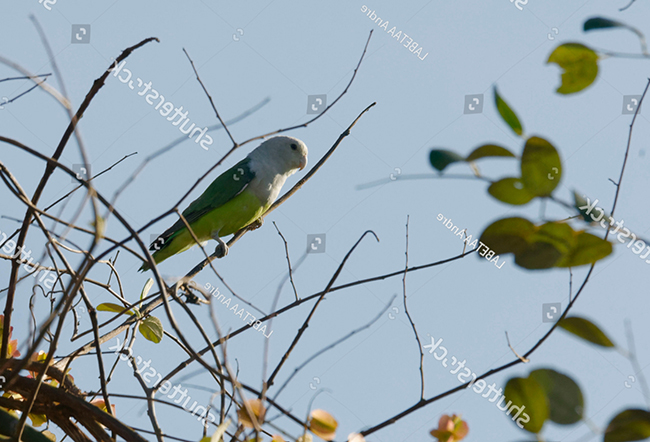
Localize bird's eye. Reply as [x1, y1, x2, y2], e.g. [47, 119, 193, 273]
[291, 143, 298, 150]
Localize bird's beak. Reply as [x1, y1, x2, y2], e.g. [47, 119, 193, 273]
[299, 156, 307, 171]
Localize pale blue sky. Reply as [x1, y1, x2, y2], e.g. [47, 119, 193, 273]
[1, 0, 650, 441]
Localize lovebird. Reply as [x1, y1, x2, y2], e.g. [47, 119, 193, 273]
[139, 136, 308, 271]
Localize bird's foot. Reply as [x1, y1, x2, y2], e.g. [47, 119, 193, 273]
[249, 218, 264, 231]
[214, 237, 229, 258]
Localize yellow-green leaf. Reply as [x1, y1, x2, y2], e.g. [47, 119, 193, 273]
[480, 217, 536, 256]
[466, 144, 516, 162]
[139, 316, 163, 344]
[558, 316, 615, 348]
[605, 409, 650, 442]
[488, 177, 535, 205]
[494, 87, 524, 136]
[97, 303, 134, 316]
[504, 376, 549, 433]
[547, 43, 599, 94]
[520, 136, 562, 197]
[140, 278, 154, 301]
[29, 413, 47, 428]
[530, 222, 576, 256]
[309, 409, 338, 441]
[555, 231, 612, 267]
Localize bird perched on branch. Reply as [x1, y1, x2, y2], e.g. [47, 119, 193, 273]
[139, 136, 308, 271]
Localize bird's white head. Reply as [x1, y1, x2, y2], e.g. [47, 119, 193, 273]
[254, 136, 308, 175]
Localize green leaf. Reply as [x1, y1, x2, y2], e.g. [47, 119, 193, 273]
[584, 17, 624, 32]
[480, 217, 537, 255]
[480, 218, 610, 270]
[96, 303, 134, 316]
[547, 43, 599, 94]
[494, 87, 524, 136]
[555, 231, 612, 267]
[139, 316, 164, 344]
[504, 376, 549, 433]
[558, 316, 615, 348]
[513, 222, 577, 270]
[515, 241, 564, 270]
[530, 222, 576, 256]
[605, 409, 650, 442]
[140, 278, 154, 301]
[429, 149, 465, 172]
[488, 177, 535, 205]
[520, 136, 562, 197]
[530, 369, 584, 425]
[466, 144, 516, 162]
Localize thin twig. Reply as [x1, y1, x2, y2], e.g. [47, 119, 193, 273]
[401, 216, 425, 400]
[272, 294, 397, 400]
[273, 222, 299, 301]
[266, 230, 380, 389]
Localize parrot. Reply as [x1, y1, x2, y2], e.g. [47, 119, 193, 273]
[139, 135, 308, 271]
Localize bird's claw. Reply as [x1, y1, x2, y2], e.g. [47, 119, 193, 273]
[215, 242, 229, 258]
[249, 218, 264, 231]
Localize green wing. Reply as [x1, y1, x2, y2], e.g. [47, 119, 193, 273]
[151, 158, 255, 250]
